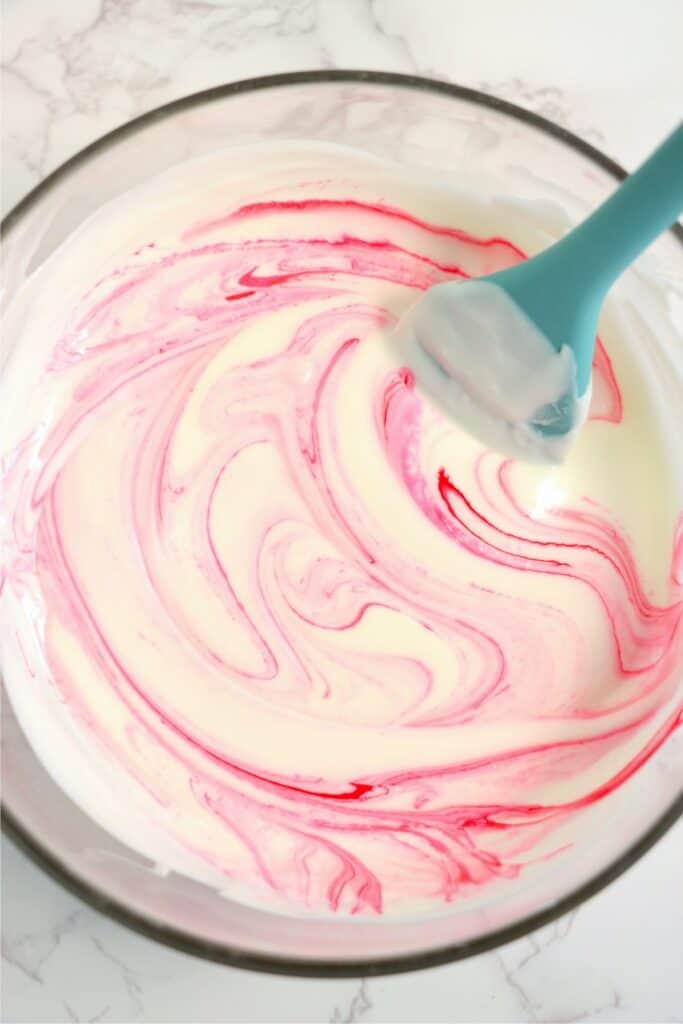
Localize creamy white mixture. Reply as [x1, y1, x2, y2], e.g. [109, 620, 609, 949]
[1, 143, 681, 916]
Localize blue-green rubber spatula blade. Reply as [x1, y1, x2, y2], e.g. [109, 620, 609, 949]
[397, 122, 683, 463]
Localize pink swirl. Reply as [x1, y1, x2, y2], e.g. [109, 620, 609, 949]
[2, 179, 681, 915]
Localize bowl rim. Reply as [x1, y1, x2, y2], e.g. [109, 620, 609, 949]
[2, 68, 682, 978]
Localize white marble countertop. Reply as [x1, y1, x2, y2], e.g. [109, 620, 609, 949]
[2, 1, 682, 1022]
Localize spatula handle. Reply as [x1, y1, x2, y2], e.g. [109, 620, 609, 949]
[560, 122, 683, 291]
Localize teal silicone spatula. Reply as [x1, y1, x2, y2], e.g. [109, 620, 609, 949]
[398, 122, 683, 463]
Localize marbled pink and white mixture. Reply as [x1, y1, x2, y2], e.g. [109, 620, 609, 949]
[1, 144, 681, 915]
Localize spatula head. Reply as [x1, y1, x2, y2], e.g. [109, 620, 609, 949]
[394, 279, 589, 463]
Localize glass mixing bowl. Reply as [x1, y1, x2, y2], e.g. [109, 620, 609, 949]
[2, 71, 682, 977]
